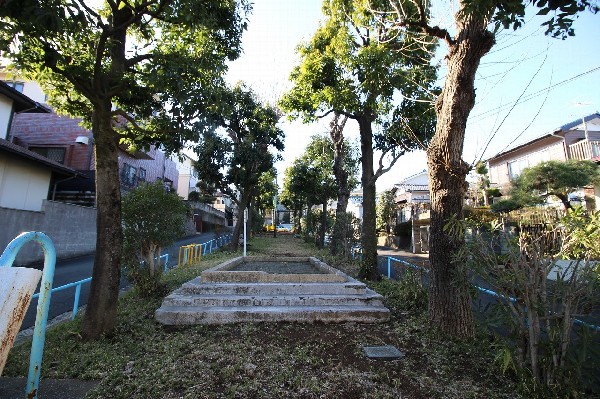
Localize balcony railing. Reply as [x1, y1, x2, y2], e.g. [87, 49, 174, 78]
[568, 140, 600, 161]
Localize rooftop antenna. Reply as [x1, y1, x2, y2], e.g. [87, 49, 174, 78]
[573, 101, 592, 142]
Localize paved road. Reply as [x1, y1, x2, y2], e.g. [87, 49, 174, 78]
[20, 230, 229, 330]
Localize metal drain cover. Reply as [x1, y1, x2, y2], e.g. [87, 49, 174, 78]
[362, 345, 404, 360]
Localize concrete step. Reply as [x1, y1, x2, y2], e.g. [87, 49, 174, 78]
[179, 280, 367, 296]
[161, 290, 384, 308]
[155, 305, 390, 325]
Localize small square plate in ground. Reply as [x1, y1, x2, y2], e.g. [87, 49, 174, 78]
[362, 345, 404, 360]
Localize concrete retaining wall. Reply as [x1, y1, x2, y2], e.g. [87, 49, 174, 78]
[0, 200, 96, 265]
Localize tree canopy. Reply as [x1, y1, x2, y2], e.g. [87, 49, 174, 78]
[194, 83, 284, 248]
[0, 0, 249, 338]
[511, 160, 599, 210]
[280, 0, 437, 279]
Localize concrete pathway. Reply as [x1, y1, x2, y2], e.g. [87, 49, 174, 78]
[0, 377, 98, 399]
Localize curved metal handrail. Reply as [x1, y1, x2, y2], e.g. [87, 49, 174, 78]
[0, 232, 56, 399]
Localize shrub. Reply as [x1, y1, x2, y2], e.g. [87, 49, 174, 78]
[122, 182, 190, 296]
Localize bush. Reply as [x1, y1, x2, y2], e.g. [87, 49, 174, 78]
[491, 199, 522, 213]
[122, 182, 190, 296]
[453, 207, 600, 396]
[372, 271, 428, 314]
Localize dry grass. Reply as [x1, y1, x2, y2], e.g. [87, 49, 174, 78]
[4, 235, 524, 399]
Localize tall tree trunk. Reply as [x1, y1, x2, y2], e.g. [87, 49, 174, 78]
[427, 14, 495, 338]
[330, 113, 351, 256]
[304, 202, 313, 242]
[357, 115, 379, 280]
[81, 104, 123, 339]
[232, 186, 252, 249]
[319, 200, 327, 249]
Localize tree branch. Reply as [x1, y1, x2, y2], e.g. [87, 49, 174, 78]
[374, 147, 403, 180]
[389, 0, 455, 46]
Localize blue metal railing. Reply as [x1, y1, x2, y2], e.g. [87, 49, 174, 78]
[384, 255, 600, 332]
[177, 234, 233, 267]
[31, 277, 92, 320]
[0, 232, 56, 399]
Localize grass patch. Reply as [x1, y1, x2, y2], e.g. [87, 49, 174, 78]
[5, 235, 524, 398]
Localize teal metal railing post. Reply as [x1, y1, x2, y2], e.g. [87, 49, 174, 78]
[0, 232, 56, 399]
[387, 258, 391, 279]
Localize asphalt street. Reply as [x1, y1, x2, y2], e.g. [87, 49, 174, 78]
[19, 230, 228, 330]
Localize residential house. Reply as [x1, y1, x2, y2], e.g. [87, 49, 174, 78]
[10, 111, 180, 203]
[488, 113, 600, 209]
[0, 82, 96, 264]
[212, 192, 234, 227]
[2, 74, 180, 202]
[392, 169, 431, 223]
[0, 81, 77, 211]
[174, 153, 199, 200]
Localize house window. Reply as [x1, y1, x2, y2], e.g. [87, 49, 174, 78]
[508, 158, 528, 180]
[3, 81, 24, 93]
[29, 146, 66, 164]
[121, 163, 137, 187]
[139, 168, 146, 182]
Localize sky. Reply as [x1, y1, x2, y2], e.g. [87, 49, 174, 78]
[225, 0, 600, 192]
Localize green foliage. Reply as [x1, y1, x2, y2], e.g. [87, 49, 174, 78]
[454, 207, 600, 396]
[460, 0, 598, 39]
[122, 181, 190, 296]
[281, 135, 353, 214]
[0, 0, 249, 148]
[194, 84, 284, 205]
[255, 169, 278, 214]
[491, 198, 525, 213]
[511, 160, 599, 210]
[187, 191, 200, 202]
[280, 0, 438, 277]
[372, 272, 428, 314]
[376, 189, 397, 233]
[486, 188, 502, 198]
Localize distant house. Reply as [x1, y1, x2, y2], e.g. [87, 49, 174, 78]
[174, 153, 199, 200]
[212, 192, 234, 226]
[392, 169, 430, 223]
[487, 113, 600, 209]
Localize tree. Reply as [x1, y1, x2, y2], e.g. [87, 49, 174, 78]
[194, 84, 284, 249]
[474, 161, 491, 206]
[303, 135, 341, 248]
[280, 163, 309, 233]
[328, 113, 360, 256]
[122, 181, 190, 296]
[376, 189, 397, 234]
[280, 0, 437, 279]
[255, 168, 279, 216]
[0, 0, 248, 338]
[512, 160, 599, 210]
[387, 0, 598, 337]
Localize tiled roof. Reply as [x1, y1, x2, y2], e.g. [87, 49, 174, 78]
[0, 138, 82, 176]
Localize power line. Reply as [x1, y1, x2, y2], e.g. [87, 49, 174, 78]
[470, 65, 600, 122]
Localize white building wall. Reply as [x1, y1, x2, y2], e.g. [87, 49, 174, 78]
[0, 155, 51, 211]
[21, 81, 46, 104]
[0, 96, 13, 139]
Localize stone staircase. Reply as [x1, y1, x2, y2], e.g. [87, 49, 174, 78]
[155, 276, 390, 325]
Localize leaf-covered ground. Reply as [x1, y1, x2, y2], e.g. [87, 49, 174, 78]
[5, 234, 524, 398]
